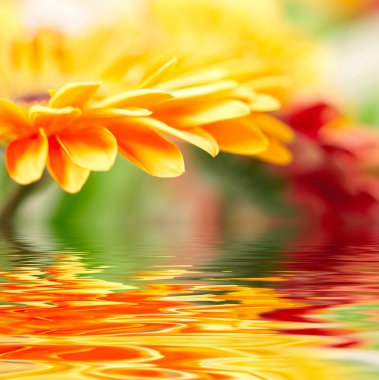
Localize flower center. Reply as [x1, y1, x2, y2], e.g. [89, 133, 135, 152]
[16, 92, 50, 106]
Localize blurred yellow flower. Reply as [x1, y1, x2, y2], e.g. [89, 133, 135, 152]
[141, 0, 321, 102]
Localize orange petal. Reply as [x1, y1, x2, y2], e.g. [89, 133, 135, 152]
[57, 126, 117, 171]
[47, 136, 90, 193]
[169, 100, 251, 127]
[250, 114, 294, 142]
[96, 89, 173, 108]
[6, 129, 48, 185]
[203, 118, 268, 155]
[138, 117, 219, 157]
[49, 82, 101, 108]
[0, 99, 30, 138]
[107, 119, 184, 177]
[255, 136, 293, 165]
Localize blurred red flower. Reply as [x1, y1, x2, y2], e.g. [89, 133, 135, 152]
[282, 102, 379, 225]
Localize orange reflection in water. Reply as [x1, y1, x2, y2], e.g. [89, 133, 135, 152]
[0, 254, 352, 380]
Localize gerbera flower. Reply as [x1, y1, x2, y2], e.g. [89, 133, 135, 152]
[1, 81, 187, 193]
[0, 0, 300, 194]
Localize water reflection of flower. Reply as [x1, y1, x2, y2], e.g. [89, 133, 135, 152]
[0, 249, 352, 379]
[261, 220, 379, 377]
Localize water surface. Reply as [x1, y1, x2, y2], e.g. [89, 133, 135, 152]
[0, 221, 378, 379]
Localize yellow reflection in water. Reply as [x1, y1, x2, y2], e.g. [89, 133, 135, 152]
[0, 254, 353, 379]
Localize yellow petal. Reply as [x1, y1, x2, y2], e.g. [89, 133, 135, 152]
[232, 86, 257, 104]
[6, 129, 48, 185]
[128, 117, 219, 157]
[57, 126, 117, 171]
[30, 105, 81, 120]
[47, 136, 90, 193]
[48, 89, 58, 97]
[169, 80, 237, 104]
[203, 118, 269, 155]
[82, 108, 152, 123]
[255, 136, 293, 165]
[250, 94, 281, 112]
[247, 76, 291, 90]
[170, 100, 251, 127]
[107, 119, 185, 177]
[0, 99, 30, 138]
[49, 82, 101, 108]
[250, 114, 294, 142]
[158, 67, 228, 91]
[96, 89, 174, 108]
[140, 57, 177, 88]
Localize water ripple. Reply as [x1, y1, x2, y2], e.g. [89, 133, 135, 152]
[0, 223, 378, 379]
